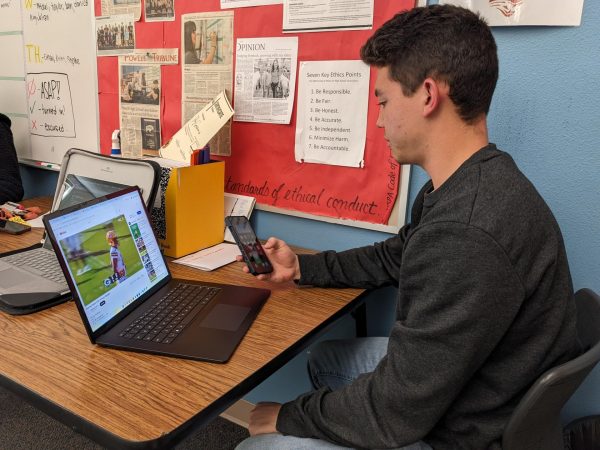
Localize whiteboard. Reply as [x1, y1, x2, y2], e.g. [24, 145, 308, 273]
[20, 0, 100, 164]
[0, 0, 30, 158]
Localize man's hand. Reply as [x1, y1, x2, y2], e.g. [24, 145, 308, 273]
[237, 237, 301, 283]
[248, 402, 281, 436]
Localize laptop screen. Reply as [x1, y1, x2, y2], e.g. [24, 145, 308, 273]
[46, 189, 168, 332]
[42, 174, 129, 250]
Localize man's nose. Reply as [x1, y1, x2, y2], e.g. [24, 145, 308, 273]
[376, 111, 384, 128]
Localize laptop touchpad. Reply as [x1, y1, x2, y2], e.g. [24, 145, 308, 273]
[200, 304, 250, 332]
[0, 268, 32, 289]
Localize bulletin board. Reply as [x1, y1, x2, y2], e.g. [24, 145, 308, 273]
[95, 0, 414, 230]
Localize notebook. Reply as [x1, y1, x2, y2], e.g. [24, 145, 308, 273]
[43, 186, 269, 362]
[0, 175, 129, 299]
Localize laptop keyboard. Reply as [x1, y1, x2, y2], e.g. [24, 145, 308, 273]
[119, 283, 220, 344]
[2, 249, 66, 284]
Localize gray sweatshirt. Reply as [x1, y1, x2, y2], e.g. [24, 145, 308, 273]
[277, 145, 579, 449]
[0, 113, 24, 205]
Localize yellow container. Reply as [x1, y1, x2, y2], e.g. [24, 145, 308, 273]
[158, 161, 224, 258]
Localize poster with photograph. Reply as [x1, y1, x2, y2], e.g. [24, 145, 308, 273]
[145, 0, 175, 22]
[440, 0, 584, 26]
[96, 14, 136, 56]
[182, 11, 234, 156]
[234, 37, 298, 124]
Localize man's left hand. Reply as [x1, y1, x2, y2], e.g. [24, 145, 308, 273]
[248, 402, 282, 436]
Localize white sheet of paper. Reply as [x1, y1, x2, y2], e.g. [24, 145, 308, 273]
[221, 0, 281, 8]
[0, 0, 22, 32]
[283, 0, 374, 33]
[233, 37, 298, 124]
[160, 91, 234, 164]
[224, 193, 256, 242]
[27, 213, 47, 228]
[440, 0, 584, 26]
[295, 60, 370, 168]
[172, 242, 240, 271]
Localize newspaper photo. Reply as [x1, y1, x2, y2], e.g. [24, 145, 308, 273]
[118, 50, 178, 158]
[145, 0, 175, 22]
[96, 14, 136, 56]
[181, 11, 234, 156]
[233, 37, 298, 125]
[101, 0, 141, 21]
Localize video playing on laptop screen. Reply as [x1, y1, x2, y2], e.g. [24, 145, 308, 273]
[47, 190, 168, 332]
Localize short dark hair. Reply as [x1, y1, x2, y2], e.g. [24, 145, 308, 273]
[361, 5, 498, 123]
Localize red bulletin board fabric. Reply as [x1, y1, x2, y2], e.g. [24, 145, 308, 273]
[95, 0, 414, 225]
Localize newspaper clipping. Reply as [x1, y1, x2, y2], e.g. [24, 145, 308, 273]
[233, 37, 298, 125]
[182, 11, 234, 156]
[101, 0, 142, 21]
[221, 0, 281, 8]
[145, 0, 175, 22]
[96, 14, 136, 56]
[118, 49, 178, 158]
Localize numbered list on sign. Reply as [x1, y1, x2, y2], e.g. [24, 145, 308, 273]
[295, 60, 369, 168]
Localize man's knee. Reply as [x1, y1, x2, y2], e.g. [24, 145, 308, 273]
[307, 338, 389, 389]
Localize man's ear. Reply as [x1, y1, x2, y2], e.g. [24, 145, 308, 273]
[422, 78, 446, 117]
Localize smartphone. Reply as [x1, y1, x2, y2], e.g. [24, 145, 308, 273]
[225, 216, 273, 275]
[0, 218, 31, 235]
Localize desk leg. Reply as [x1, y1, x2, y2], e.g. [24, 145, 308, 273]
[352, 302, 367, 337]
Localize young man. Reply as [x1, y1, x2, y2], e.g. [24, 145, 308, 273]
[236, 5, 579, 450]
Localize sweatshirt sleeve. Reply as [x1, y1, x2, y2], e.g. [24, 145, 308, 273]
[277, 223, 525, 448]
[296, 223, 411, 290]
[0, 114, 24, 204]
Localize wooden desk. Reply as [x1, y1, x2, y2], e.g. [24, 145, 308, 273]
[0, 198, 366, 449]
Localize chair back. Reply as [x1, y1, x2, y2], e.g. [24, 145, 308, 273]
[502, 288, 600, 450]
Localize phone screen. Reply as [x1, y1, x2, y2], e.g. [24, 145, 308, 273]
[225, 216, 273, 275]
[0, 218, 31, 235]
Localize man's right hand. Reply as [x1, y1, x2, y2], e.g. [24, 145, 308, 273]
[237, 237, 300, 283]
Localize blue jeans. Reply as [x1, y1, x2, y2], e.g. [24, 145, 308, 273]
[235, 338, 432, 450]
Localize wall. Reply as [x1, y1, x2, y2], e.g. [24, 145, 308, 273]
[19, 0, 600, 423]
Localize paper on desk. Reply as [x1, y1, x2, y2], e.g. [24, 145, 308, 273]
[159, 91, 234, 164]
[172, 242, 240, 271]
[27, 213, 47, 228]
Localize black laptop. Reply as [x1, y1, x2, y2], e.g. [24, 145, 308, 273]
[43, 186, 269, 362]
